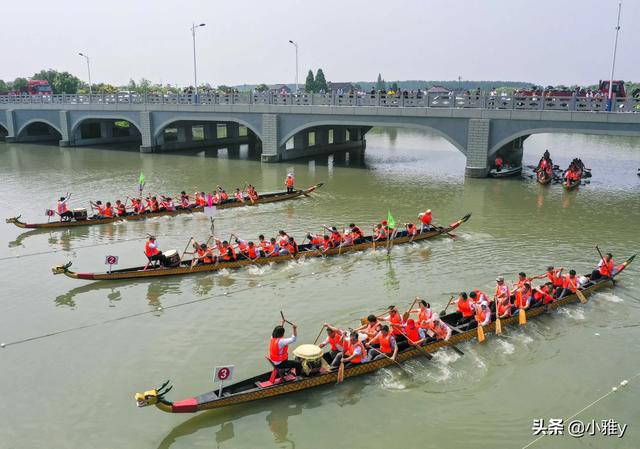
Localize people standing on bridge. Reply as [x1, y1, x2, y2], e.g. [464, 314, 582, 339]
[285, 173, 295, 193]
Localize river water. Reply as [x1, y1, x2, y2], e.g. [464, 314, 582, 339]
[0, 129, 639, 449]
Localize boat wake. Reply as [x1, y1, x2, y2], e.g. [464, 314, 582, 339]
[557, 307, 585, 321]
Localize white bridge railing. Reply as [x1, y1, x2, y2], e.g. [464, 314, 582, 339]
[1, 92, 639, 113]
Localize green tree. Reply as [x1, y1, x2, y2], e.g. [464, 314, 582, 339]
[255, 83, 269, 92]
[94, 83, 118, 94]
[32, 69, 81, 94]
[315, 68, 328, 92]
[127, 79, 137, 92]
[375, 73, 386, 91]
[0, 80, 8, 92]
[304, 70, 316, 93]
[12, 77, 28, 91]
[389, 82, 399, 91]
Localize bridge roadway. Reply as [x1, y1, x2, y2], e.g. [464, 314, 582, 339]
[1, 92, 639, 177]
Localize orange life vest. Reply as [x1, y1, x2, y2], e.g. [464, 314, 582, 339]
[497, 299, 511, 316]
[515, 290, 530, 309]
[196, 247, 212, 264]
[405, 326, 421, 343]
[116, 204, 126, 215]
[434, 322, 449, 340]
[269, 337, 288, 363]
[547, 270, 563, 287]
[222, 245, 236, 261]
[103, 207, 113, 218]
[472, 289, 487, 303]
[145, 241, 159, 257]
[345, 340, 365, 363]
[475, 308, 487, 324]
[599, 259, 614, 277]
[365, 322, 379, 339]
[418, 308, 432, 324]
[388, 313, 403, 335]
[286, 177, 294, 187]
[562, 275, 577, 292]
[247, 246, 257, 259]
[457, 298, 474, 317]
[235, 192, 244, 201]
[378, 334, 393, 354]
[495, 284, 511, 300]
[351, 226, 363, 238]
[407, 223, 418, 235]
[220, 191, 229, 201]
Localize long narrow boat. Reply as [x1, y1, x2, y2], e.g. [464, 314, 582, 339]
[563, 178, 581, 190]
[134, 254, 635, 414]
[6, 183, 323, 230]
[52, 213, 471, 281]
[488, 165, 522, 178]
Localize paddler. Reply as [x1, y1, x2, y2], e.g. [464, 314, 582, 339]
[89, 200, 106, 218]
[216, 239, 237, 261]
[546, 266, 564, 297]
[331, 331, 366, 368]
[269, 321, 303, 374]
[179, 191, 191, 209]
[513, 283, 533, 314]
[366, 325, 398, 361]
[381, 305, 404, 338]
[494, 155, 504, 171]
[403, 319, 426, 346]
[285, 173, 295, 193]
[306, 232, 324, 249]
[433, 318, 452, 341]
[115, 199, 127, 216]
[557, 270, 578, 299]
[246, 184, 259, 201]
[454, 292, 475, 326]
[349, 224, 365, 244]
[532, 282, 554, 306]
[494, 276, 511, 309]
[418, 209, 433, 232]
[258, 234, 272, 256]
[191, 240, 214, 265]
[372, 223, 388, 241]
[473, 303, 491, 329]
[318, 324, 345, 359]
[469, 289, 489, 306]
[56, 196, 73, 221]
[354, 315, 381, 341]
[234, 188, 245, 203]
[195, 191, 206, 207]
[591, 253, 616, 280]
[405, 222, 419, 238]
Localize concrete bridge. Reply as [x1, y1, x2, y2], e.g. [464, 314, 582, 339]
[1, 92, 639, 177]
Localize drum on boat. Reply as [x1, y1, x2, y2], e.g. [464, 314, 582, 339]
[162, 249, 181, 268]
[72, 208, 87, 221]
[293, 344, 328, 375]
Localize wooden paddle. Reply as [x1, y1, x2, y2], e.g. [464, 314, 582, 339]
[596, 245, 615, 286]
[402, 297, 419, 322]
[575, 288, 587, 304]
[398, 330, 432, 360]
[312, 325, 326, 345]
[477, 323, 485, 343]
[439, 296, 455, 316]
[518, 308, 527, 325]
[280, 311, 295, 326]
[494, 295, 502, 335]
[336, 361, 345, 383]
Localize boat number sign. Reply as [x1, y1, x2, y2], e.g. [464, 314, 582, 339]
[105, 255, 119, 265]
[214, 365, 235, 383]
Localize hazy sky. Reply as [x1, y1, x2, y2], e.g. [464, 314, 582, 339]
[1, 0, 637, 87]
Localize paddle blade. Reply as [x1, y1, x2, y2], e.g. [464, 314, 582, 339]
[519, 310, 527, 325]
[336, 362, 345, 383]
[576, 289, 587, 304]
[477, 325, 485, 343]
[495, 317, 502, 335]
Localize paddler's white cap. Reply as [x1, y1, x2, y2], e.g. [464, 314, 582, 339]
[426, 209, 431, 213]
[496, 275, 504, 282]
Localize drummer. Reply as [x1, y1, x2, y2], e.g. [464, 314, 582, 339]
[318, 324, 345, 360]
[269, 321, 303, 374]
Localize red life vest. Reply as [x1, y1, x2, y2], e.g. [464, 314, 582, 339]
[407, 223, 418, 236]
[57, 201, 68, 214]
[269, 337, 288, 363]
[327, 331, 343, 350]
[103, 207, 113, 218]
[405, 326, 421, 343]
[145, 241, 159, 257]
[330, 232, 342, 246]
[420, 212, 432, 225]
[472, 289, 487, 303]
[195, 194, 206, 207]
[286, 177, 294, 188]
[181, 196, 190, 207]
[457, 298, 474, 317]
[434, 322, 450, 340]
[234, 192, 243, 201]
[534, 289, 553, 305]
[236, 240, 249, 252]
[351, 226, 363, 238]
[497, 299, 510, 316]
[196, 247, 213, 264]
[310, 235, 323, 246]
[116, 204, 126, 216]
[222, 245, 236, 261]
[220, 191, 229, 201]
[495, 284, 511, 300]
[475, 308, 487, 325]
[418, 308, 432, 324]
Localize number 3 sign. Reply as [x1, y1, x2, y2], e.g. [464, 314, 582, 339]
[214, 366, 235, 383]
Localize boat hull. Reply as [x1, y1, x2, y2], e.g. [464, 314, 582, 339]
[488, 166, 522, 178]
[144, 255, 634, 413]
[54, 214, 471, 281]
[7, 184, 323, 229]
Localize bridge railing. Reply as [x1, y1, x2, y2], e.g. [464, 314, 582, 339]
[1, 92, 639, 112]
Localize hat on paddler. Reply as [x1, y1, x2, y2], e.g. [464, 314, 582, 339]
[496, 275, 504, 282]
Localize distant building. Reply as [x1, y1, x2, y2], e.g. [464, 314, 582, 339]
[269, 84, 291, 93]
[426, 85, 450, 94]
[327, 82, 361, 93]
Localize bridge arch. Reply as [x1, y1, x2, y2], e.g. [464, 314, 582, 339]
[70, 115, 143, 136]
[488, 126, 640, 158]
[278, 119, 467, 155]
[153, 115, 262, 141]
[16, 119, 62, 138]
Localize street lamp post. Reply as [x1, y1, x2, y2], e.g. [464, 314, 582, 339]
[78, 52, 92, 97]
[607, 1, 622, 111]
[191, 23, 206, 103]
[288, 40, 298, 94]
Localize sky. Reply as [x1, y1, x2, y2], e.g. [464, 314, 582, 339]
[1, 0, 638, 87]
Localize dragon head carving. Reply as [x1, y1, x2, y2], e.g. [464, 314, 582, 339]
[135, 380, 172, 408]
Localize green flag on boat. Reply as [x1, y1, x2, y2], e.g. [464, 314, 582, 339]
[138, 172, 145, 193]
[387, 211, 395, 229]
